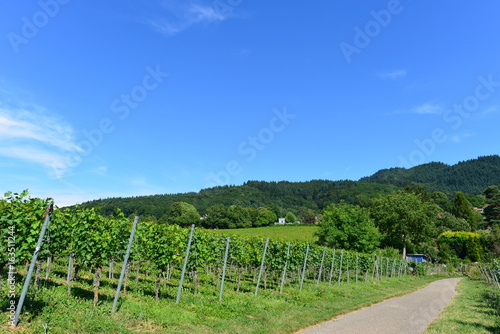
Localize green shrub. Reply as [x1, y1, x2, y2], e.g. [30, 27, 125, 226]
[437, 231, 484, 262]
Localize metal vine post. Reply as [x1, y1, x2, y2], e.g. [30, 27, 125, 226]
[112, 216, 139, 312]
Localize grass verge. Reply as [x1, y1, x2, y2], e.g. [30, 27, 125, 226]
[424, 278, 500, 334]
[1, 275, 447, 334]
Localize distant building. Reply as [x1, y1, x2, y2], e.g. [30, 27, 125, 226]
[405, 254, 427, 263]
[275, 218, 286, 225]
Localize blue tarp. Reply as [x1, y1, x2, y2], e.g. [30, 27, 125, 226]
[405, 254, 427, 263]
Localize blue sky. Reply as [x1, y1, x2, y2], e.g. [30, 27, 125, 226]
[1, 0, 500, 206]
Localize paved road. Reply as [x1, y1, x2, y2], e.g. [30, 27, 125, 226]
[297, 278, 462, 334]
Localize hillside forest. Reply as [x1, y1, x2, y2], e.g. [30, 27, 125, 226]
[61, 155, 500, 262]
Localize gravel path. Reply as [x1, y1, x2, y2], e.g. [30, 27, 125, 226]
[297, 277, 462, 334]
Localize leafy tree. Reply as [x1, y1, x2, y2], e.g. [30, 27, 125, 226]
[166, 202, 200, 227]
[227, 205, 252, 228]
[484, 185, 500, 227]
[285, 211, 297, 223]
[476, 227, 500, 260]
[266, 204, 281, 220]
[435, 211, 470, 234]
[254, 208, 277, 227]
[452, 192, 478, 230]
[202, 204, 231, 229]
[437, 231, 484, 262]
[316, 202, 380, 253]
[302, 214, 316, 225]
[370, 191, 440, 258]
[405, 184, 432, 202]
[431, 191, 452, 212]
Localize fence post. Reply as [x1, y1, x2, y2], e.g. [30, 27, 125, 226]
[299, 244, 310, 290]
[219, 237, 230, 301]
[112, 216, 139, 312]
[66, 253, 74, 296]
[279, 242, 291, 294]
[316, 247, 326, 285]
[328, 249, 336, 285]
[255, 238, 269, 296]
[176, 224, 195, 304]
[355, 254, 359, 283]
[338, 250, 344, 285]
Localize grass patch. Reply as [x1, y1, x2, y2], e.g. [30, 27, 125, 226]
[424, 278, 500, 334]
[1, 274, 447, 334]
[213, 225, 320, 243]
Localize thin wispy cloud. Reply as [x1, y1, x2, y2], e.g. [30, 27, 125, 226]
[0, 106, 80, 178]
[476, 106, 499, 118]
[411, 102, 443, 115]
[378, 70, 407, 80]
[450, 132, 474, 143]
[388, 101, 443, 116]
[90, 166, 108, 176]
[142, 1, 233, 36]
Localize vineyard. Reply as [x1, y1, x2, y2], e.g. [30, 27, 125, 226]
[1, 191, 421, 331]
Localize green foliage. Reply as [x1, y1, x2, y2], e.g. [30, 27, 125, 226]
[437, 231, 484, 262]
[370, 191, 440, 254]
[165, 202, 200, 227]
[202, 205, 277, 229]
[202, 204, 231, 229]
[0, 190, 52, 264]
[408, 262, 427, 276]
[285, 211, 297, 223]
[302, 214, 317, 224]
[227, 205, 252, 228]
[435, 211, 471, 234]
[375, 247, 400, 259]
[254, 208, 277, 227]
[76, 180, 399, 220]
[484, 185, 500, 228]
[316, 202, 380, 253]
[452, 192, 478, 230]
[431, 191, 452, 212]
[476, 227, 500, 260]
[361, 155, 500, 194]
[136, 221, 185, 272]
[67, 206, 129, 268]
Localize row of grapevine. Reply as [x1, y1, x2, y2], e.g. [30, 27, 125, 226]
[1, 191, 408, 316]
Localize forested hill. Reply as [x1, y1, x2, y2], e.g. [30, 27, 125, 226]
[77, 155, 499, 218]
[77, 180, 399, 218]
[360, 155, 500, 193]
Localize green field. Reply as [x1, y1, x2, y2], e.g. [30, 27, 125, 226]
[212, 225, 320, 243]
